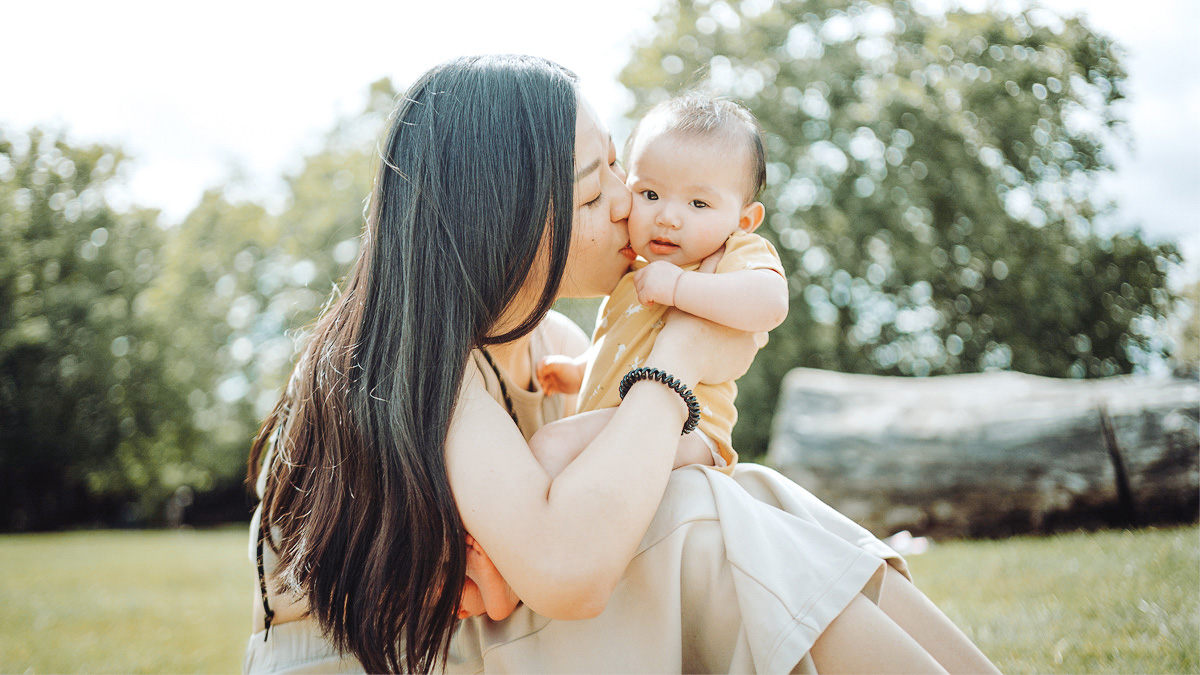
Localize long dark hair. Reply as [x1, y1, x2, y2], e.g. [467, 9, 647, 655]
[247, 55, 577, 673]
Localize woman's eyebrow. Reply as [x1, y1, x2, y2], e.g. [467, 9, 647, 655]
[574, 133, 614, 183]
[574, 158, 601, 183]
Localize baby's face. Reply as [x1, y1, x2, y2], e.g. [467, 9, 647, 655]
[626, 129, 758, 266]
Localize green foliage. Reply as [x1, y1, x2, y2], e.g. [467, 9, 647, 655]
[0, 130, 192, 529]
[130, 78, 395, 519]
[0, 80, 398, 530]
[619, 0, 1180, 456]
[1170, 281, 1199, 367]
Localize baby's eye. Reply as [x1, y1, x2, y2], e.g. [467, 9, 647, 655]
[642, 190, 658, 201]
[690, 200, 709, 209]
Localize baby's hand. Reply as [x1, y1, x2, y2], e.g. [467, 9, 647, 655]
[633, 261, 684, 307]
[536, 355, 584, 396]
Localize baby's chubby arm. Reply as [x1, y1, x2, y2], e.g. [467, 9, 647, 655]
[535, 311, 593, 414]
[634, 258, 789, 333]
[536, 345, 594, 397]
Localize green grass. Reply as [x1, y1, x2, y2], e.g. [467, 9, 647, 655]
[0, 527, 250, 674]
[0, 525, 1196, 673]
[908, 526, 1200, 674]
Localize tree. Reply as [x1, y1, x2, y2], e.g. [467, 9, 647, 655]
[0, 129, 190, 529]
[619, 0, 1180, 456]
[140, 78, 396, 517]
[0, 80, 399, 530]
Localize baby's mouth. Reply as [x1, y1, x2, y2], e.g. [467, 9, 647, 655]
[647, 238, 679, 256]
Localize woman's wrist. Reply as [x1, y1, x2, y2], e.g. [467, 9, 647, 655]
[618, 367, 701, 434]
[644, 329, 701, 389]
[620, 378, 690, 433]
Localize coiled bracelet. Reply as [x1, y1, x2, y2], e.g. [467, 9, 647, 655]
[617, 367, 702, 435]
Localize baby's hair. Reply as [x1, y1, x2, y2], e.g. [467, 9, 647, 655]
[628, 92, 767, 202]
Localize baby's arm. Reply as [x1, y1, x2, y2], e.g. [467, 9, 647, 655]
[536, 342, 595, 398]
[634, 261, 789, 333]
[537, 311, 593, 414]
[529, 408, 714, 479]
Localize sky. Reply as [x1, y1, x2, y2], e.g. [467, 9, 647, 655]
[2, 0, 1197, 276]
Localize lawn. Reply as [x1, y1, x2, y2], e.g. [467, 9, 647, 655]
[1, 525, 1196, 673]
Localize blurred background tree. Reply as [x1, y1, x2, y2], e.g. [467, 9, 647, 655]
[618, 0, 1181, 456]
[0, 131, 186, 529]
[0, 81, 395, 530]
[0, 2, 1188, 528]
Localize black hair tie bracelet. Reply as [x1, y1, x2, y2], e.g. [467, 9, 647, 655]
[617, 367, 702, 435]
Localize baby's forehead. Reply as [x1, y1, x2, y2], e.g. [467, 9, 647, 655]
[633, 124, 748, 163]
[631, 126, 756, 193]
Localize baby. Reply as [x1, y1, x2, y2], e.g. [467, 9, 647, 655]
[530, 92, 788, 476]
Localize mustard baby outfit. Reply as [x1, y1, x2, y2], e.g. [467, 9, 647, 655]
[577, 231, 785, 474]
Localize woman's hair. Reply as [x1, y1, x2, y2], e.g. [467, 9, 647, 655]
[628, 92, 767, 201]
[247, 54, 578, 673]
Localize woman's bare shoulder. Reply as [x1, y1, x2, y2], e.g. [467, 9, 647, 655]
[453, 360, 505, 434]
[447, 361, 542, 477]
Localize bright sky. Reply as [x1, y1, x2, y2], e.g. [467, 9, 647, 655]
[2, 0, 1196, 275]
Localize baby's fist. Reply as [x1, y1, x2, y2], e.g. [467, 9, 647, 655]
[536, 355, 583, 396]
[633, 261, 684, 307]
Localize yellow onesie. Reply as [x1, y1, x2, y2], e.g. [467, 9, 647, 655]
[577, 231, 785, 474]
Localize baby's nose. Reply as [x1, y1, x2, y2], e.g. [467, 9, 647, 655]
[655, 204, 682, 229]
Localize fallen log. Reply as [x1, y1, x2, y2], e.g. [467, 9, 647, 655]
[766, 369, 1199, 538]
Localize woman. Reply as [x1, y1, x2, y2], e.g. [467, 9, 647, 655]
[246, 54, 997, 674]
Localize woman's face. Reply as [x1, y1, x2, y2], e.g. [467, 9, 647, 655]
[557, 97, 635, 299]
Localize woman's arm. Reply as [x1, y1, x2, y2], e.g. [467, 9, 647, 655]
[445, 313, 759, 620]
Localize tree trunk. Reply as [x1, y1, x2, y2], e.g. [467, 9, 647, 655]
[767, 369, 1199, 538]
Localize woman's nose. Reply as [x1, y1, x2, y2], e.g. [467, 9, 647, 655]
[608, 177, 632, 224]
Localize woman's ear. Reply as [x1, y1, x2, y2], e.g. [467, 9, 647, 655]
[739, 202, 766, 233]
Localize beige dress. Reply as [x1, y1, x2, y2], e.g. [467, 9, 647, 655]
[244, 321, 906, 674]
[445, 464, 905, 674]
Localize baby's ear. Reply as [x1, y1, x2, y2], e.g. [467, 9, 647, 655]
[739, 202, 766, 233]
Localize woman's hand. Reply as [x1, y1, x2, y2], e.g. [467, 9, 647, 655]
[651, 309, 765, 387]
[458, 534, 520, 621]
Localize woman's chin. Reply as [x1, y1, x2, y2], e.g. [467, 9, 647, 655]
[485, 597, 520, 621]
